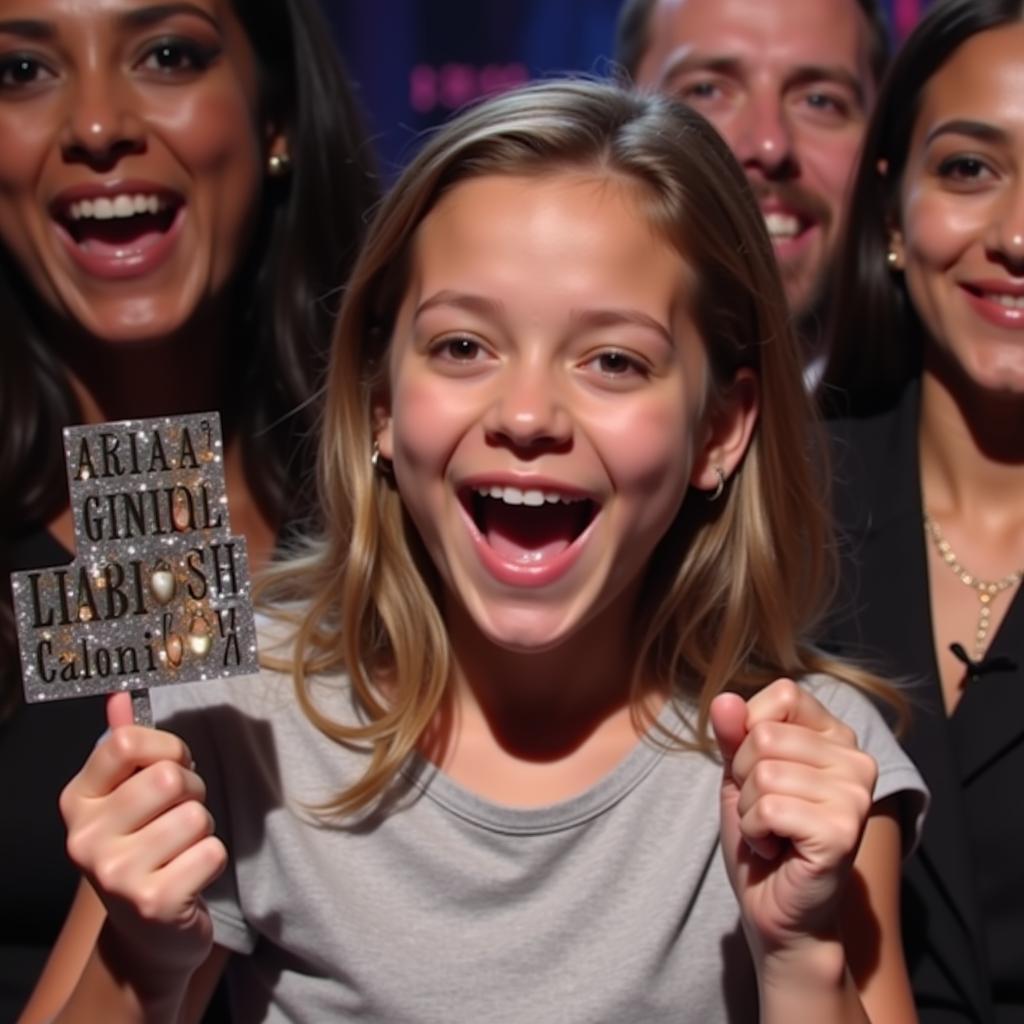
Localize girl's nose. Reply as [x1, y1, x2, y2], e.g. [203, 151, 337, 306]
[483, 365, 573, 454]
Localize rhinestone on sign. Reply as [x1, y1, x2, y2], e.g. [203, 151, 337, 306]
[78, 604, 93, 622]
[149, 561, 176, 604]
[164, 634, 183, 668]
[186, 618, 212, 657]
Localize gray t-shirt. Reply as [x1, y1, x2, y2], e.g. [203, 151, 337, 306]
[152, 667, 926, 1024]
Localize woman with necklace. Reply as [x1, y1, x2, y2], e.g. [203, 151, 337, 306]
[823, 1, 1024, 1020]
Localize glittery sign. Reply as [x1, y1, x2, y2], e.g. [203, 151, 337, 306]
[10, 413, 258, 723]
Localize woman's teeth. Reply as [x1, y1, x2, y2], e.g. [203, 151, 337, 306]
[985, 291, 1024, 310]
[68, 194, 166, 221]
[474, 485, 584, 507]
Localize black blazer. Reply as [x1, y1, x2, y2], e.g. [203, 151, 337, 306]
[824, 380, 1024, 1024]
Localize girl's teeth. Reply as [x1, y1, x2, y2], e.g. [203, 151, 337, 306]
[476, 485, 581, 506]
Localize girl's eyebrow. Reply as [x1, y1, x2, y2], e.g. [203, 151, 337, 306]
[415, 290, 506, 320]
[415, 292, 673, 346]
[925, 119, 1007, 147]
[0, 3, 218, 40]
[569, 308, 674, 349]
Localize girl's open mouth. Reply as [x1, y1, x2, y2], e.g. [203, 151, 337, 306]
[463, 485, 598, 566]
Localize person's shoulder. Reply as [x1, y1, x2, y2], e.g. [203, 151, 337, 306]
[823, 377, 922, 530]
[799, 672, 928, 848]
[149, 608, 352, 724]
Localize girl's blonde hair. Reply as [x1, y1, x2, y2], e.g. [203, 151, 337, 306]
[261, 79, 899, 814]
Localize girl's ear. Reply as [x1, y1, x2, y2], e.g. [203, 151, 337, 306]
[689, 369, 759, 494]
[372, 391, 394, 460]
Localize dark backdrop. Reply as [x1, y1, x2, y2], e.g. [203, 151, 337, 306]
[322, 0, 932, 177]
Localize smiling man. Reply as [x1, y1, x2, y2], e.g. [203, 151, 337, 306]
[616, 0, 888, 370]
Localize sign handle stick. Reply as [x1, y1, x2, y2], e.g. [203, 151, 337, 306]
[131, 688, 153, 727]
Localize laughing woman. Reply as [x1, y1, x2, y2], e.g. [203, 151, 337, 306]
[0, 0, 375, 1017]
[823, 1, 1024, 1019]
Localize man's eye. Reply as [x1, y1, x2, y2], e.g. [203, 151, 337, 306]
[681, 80, 721, 102]
[803, 92, 849, 117]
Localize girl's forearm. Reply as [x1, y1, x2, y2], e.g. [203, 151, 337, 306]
[52, 923, 191, 1024]
[757, 939, 869, 1024]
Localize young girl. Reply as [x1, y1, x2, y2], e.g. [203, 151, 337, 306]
[52, 80, 925, 1023]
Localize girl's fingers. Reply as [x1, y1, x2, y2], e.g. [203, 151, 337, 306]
[730, 721, 877, 790]
[738, 792, 869, 861]
[735, 759, 863, 817]
[152, 835, 228, 909]
[63, 724, 194, 808]
[100, 761, 208, 836]
[90, 799, 218, 897]
[745, 678, 858, 748]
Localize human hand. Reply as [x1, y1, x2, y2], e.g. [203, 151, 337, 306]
[710, 678, 877, 964]
[59, 692, 227, 982]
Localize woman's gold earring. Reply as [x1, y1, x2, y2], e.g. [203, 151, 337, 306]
[267, 152, 292, 178]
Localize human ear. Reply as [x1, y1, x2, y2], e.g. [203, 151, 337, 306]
[372, 390, 394, 461]
[886, 226, 906, 271]
[689, 369, 759, 494]
[264, 123, 290, 176]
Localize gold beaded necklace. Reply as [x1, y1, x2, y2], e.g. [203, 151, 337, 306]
[923, 512, 1023, 660]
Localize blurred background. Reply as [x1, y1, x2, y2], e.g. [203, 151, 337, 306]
[323, 0, 933, 177]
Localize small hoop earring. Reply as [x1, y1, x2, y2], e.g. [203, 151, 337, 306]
[267, 151, 291, 178]
[708, 466, 726, 502]
[371, 440, 391, 476]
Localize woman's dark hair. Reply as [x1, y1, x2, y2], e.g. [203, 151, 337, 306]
[0, 0, 377, 714]
[823, 0, 1024, 413]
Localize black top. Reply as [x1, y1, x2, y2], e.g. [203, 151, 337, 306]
[1, 527, 233, 1021]
[0, 528, 106, 1020]
[824, 379, 1024, 1024]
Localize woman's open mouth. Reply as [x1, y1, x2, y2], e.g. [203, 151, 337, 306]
[51, 187, 185, 279]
